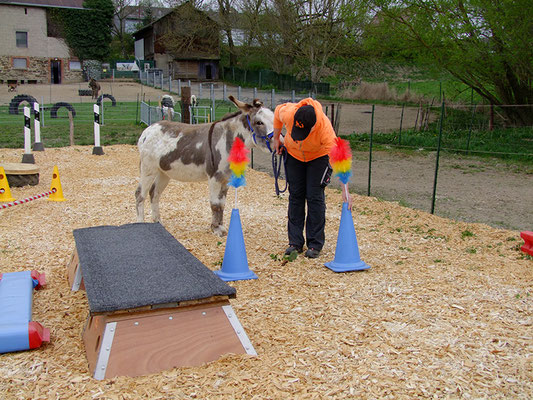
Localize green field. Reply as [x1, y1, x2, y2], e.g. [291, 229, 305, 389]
[0, 99, 240, 148]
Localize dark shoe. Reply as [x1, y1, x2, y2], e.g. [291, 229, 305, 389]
[285, 245, 303, 255]
[304, 248, 321, 258]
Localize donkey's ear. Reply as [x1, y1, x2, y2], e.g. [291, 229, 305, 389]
[229, 95, 252, 112]
[252, 99, 263, 108]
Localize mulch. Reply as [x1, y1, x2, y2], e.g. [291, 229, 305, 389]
[0, 145, 531, 399]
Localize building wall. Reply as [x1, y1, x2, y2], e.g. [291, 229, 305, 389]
[0, 4, 83, 83]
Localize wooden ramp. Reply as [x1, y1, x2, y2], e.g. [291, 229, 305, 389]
[67, 223, 256, 380]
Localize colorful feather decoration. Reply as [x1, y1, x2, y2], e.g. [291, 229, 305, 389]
[228, 137, 250, 188]
[330, 137, 352, 184]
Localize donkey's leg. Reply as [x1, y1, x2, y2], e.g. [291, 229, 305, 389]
[150, 172, 170, 223]
[135, 168, 158, 222]
[208, 177, 229, 236]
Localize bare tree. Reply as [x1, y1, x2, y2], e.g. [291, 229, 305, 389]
[159, 3, 220, 59]
[238, 0, 347, 82]
[112, 0, 136, 57]
[217, 0, 238, 66]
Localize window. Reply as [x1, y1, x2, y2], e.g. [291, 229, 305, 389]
[13, 58, 27, 69]
[16, 31, 28, 48]
[69, 60, 81, 70]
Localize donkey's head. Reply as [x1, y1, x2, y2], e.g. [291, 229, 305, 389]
[229, 95, 275, 153]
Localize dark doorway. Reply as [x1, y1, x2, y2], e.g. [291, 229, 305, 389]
[51, 60, 61, 84]
[205, 64, 212, 80]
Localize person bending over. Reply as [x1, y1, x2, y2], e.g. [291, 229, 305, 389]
[273, 98, 353, 259]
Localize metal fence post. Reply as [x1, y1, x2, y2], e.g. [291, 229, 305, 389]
[466, 104, 477, 154]
[199, 83, 203, 99]
[223, 84, 227, 101]
[367, 105, 375, 197]
[178, 79, 181, 96]
[431, 101, 445, 214]
[399, 103, 405, 145]
[271, 89, 275, 109]
[292, 90, 295, 103]
[40, 96, 45, 127]
[238, 86, 241, 100]
[253, 87, 257, 99]
[211, 84, 215, 120]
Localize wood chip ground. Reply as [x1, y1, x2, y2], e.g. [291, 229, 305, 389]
[0, 145, 531, 399]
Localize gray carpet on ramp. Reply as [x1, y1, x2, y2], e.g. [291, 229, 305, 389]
[73, 223, 236, 313]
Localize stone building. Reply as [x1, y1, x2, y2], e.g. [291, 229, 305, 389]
[0, 0, 85, 85]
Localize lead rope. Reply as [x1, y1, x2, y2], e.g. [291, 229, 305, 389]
[272, 147, 288, 196]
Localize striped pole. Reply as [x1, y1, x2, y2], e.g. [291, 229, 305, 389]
[0, 188, 57, 209]
[92, 104, 104, 155]
[21, 107, 35, 164]
[33, 102, 44, 151]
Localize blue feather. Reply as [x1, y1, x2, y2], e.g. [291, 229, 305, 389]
[335, 171, 352, 184]
[228, 174, 247, 188]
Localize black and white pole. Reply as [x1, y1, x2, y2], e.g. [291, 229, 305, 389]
[32, 102, 44, 151]
[92, 104, 104, 155]
[21, 107, 35, 163]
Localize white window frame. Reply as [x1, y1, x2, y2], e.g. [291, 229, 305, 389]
[13, 58, 28, 69]
[69, 60, 81, 70]
[16, 31, 28, 48]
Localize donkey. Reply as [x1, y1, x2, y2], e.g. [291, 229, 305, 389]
[135, 95, 275, 236]
[89, 78, 100, 99]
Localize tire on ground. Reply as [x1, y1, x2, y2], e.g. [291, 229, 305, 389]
[8, 94, 38, 115]
[50, 102, 76, 118]
[6, 173, 39, 187]
[96, 94, 117, 107]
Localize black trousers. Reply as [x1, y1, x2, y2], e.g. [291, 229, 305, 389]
[286, 153, 329, 251]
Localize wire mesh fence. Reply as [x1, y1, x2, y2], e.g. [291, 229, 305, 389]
[1, 81, 531, 231]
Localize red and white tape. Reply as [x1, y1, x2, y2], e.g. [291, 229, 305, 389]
[0, 188, 57, 209]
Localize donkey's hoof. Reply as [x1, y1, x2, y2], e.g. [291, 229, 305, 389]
[212, 225, 227, 237]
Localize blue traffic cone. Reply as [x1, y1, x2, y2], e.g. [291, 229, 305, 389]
[214, 208, 258, 281]
[325, 202, 370, 272]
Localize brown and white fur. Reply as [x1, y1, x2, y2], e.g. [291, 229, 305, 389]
[89, 78, 100, 99]
[135, 96, 274, 236]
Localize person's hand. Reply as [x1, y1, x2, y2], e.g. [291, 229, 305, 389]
[274, 137, 283, 154]
[342, 187, 353, 210]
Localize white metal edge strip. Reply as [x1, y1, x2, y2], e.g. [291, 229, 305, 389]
[72, 263, 82, 291]
[93, 322, 117, 380]
[222, 305, 257, 356]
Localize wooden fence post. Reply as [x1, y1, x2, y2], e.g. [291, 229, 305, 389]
[181, 86, 191, 124]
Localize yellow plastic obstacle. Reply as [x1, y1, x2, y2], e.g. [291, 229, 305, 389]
[0, 167, 16, 202]
[48, 165, 66, 202]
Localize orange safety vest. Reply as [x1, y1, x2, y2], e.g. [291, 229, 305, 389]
[274, 98, 337, 162]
